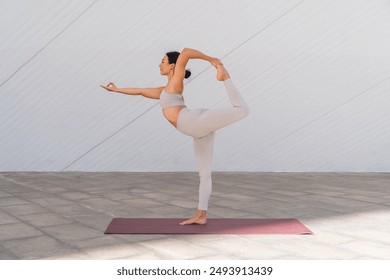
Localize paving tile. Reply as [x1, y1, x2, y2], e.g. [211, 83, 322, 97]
[28, 197, 74, 207]
[174, 234, 227, 243]
[41, 223, 104, 243]
[60, 191, 93, 200]
[97, 192, 138, 201]
[0, 210, 20, 225]
[50, 204, 101, 217]
[137, 237, 217, 259]
[41, 251, 91, 260]
[248, 198, 297, 211]
[254, 192, 302, 203]
[121, 186, 154, 194]
[0, 191, 12, 198]
[304, 189, 348, 196]
[26, 185, 67, 194]
[341, 189, 390, 197]
[338, 194, 390, 204]
[196, 235, 287, 259]
[206, 205, 254, 218]
[16, 191, 56, 199]
[165, 199, 199, 209]
[0, 245, 19, 260]
[146, 205, 194, 217]
[279, 206, 347, 219]
[190, 254, 236, 260]
[0, 223, 43, 241]
[266, 189, 309, 197]
[81, 242, 157, 259]
[0, 197, 31, 207]
[237, 235, 301, 246]
[141, 192, 178, 202]
[274, 254, 308, 260]
[119, 198, 168, 208]
[211, 197, 256, 210]
[2, 235, 76, 260]
[300, 194, 350, 205]
[275, 239, 358, 259]
[2, 203, 48, 216]
[338, 240, 390, 259]
[332, 213, 390, 231]
[69, 214, 114, 231]
[115, 234, 167, 243]
[0, 184, 30, 193]
[337, 228, 390, 245]
[304, 231, 355, 245]
[70, 235, 126, 249]
[18, 213, 74, 228]
[113, 250, 167, 260]
[109, 206, 155, 218]
[76, 198, 120, 210]
[244, 207, 288, 219]
[215, 192, 260, 202]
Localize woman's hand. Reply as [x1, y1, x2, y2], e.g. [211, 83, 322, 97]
[100, 82, 118, 92]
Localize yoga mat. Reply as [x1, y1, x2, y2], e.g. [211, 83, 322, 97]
[104, 218, 313, 234]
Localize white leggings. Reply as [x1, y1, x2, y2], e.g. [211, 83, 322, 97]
[176, 79, 249, 210]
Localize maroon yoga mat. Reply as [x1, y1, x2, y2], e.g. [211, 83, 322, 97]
[104, 218, 312, 234]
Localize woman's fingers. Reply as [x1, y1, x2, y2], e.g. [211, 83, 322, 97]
[100, 84, 111, 91]
[100, 82, 116, 92]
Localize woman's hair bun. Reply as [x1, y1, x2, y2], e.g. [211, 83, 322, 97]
[185, 69, 191, 79]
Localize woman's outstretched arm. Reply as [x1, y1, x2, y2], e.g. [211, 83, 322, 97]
[100, 82, 164, 99]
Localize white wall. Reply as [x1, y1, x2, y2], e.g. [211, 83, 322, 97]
[1, 0, 389, 172]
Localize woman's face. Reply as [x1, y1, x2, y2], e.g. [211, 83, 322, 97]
[159, 55, 174, 75]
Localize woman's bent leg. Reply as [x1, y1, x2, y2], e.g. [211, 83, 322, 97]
[224, 78, 248, 108]
[176, 79, 249, 138]
[193, 132, 215, 211]
[198, 79, 249, 134]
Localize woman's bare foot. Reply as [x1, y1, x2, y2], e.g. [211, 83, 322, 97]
[216, 61, 230, 81]
[180, 210, 207, 225]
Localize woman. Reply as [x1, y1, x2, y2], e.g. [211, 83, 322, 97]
[101, 48, 249, 225]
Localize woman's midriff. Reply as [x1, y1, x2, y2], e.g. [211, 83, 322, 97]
[162, 105, 187, 128]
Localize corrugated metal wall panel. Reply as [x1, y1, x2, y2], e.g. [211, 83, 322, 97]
[0, 0, 389, 171]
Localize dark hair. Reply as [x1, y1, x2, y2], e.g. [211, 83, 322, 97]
[166, 51, 191, 79]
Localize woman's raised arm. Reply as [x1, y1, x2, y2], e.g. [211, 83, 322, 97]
[172, 48, 219, 81]
[181, 48, 219, 64]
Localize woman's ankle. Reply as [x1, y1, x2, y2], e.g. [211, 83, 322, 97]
[196, 209, 207, 217]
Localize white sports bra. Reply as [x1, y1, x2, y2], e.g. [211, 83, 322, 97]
[159, 89, 185, 109]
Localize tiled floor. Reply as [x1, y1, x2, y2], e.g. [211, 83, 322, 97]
[0, 172, 389, 259]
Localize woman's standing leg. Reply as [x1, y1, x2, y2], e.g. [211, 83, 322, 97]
[179, 132, 215, 225]
[194, 132, 215, 211]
